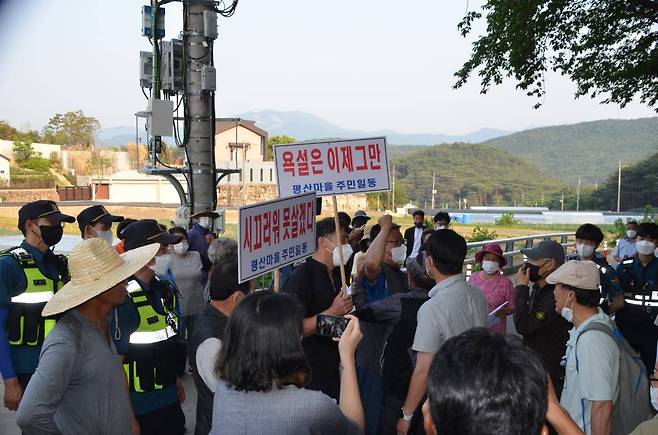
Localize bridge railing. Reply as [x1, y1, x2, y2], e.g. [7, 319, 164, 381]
[463, 232, 576, 278]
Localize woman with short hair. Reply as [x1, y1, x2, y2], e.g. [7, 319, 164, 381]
[210, 291, 365, 435]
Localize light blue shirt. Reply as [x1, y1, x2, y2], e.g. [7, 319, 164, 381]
[561, 309, 620, 434]
[614, 238, 637, 260]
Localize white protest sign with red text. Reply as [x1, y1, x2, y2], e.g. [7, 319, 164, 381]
[274, 137, 390, 197]
[238, 192, 317, 283]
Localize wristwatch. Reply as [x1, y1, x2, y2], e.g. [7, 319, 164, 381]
[399, 407, 414, 421]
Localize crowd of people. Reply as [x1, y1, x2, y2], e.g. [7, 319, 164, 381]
[2, 201, 658, 435]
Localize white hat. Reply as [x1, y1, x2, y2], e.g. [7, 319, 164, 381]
[42, 238, 160, 316]
[546, 260, 600, 291]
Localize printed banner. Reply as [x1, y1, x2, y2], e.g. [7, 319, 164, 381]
[274, 137, 390, 197]
[238, 192, 317, 283]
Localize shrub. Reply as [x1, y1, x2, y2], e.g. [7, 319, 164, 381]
[467, 225, 498, 243]
[496, 212, 520, 227]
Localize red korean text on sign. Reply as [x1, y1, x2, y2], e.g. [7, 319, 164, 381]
[354, 145, 368, 171]
[296, 150, 310, 176]
[328, 147, 340, 174]
[282, 151, 295, 175]
[340, 146, 354, 172]
[310, 148, 323, 174]
[368, 143, 382, 170]
[282, 206, 291, 240]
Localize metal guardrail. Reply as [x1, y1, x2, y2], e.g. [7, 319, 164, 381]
[463, 232, 576, 277]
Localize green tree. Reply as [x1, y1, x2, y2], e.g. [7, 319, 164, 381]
[42, 110, 101, 148]
[593, 150, 658, 210]
[455, 2, 658, 109]
[266, 135, 296, 160]
[0, 121, 18, 140]
[12, 138, 34, 163]
[87, 151, 114, 177]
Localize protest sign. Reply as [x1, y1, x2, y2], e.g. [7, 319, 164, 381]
[274, 137, 390, 197]
[238, 192, 317, 283]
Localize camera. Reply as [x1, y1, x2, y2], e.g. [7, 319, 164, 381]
[316, 315, 350, 338]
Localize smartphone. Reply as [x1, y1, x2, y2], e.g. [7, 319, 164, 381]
[316, 315, 350, 338]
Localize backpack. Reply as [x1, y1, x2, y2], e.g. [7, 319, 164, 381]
[575, 321, 655, 434]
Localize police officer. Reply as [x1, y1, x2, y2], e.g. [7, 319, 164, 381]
[567, 223, 625, 312]
[114, 219, 186, 435]
[0, 200, 74, 411]
[76, 204, 124, 242]
[616, 222, 658, 373]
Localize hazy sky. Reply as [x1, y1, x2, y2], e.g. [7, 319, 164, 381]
[0, 0, 656, 135]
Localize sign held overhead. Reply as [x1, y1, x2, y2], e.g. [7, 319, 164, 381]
[274, 137, 390, 197]
[238, 192, 317, 283]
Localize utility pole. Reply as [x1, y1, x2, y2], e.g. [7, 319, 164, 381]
[560, 192, 564, 211]
[576, 176, 581, 211]
[617, 159, 622, 213]
[391, 165, 396, 211]
[431, 171, 436, 210]
[185, 0, 216, 213]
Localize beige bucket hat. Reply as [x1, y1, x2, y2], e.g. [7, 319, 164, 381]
[42, 238, 160, 317]
[546, 260, 600, 291]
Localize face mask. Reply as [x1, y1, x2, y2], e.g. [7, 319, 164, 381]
[150, 255, 172, 277]
[415, 222, 424, 229]
[173, 241, 188, 255]
[481, 260, 500, 275]
[636, 240, 656, 256]
[390, 245, 407, 265]
[627, 230, 637, 239]
[435, 225, 447, 230]
[576, 243, 595, 259]
[94, 228, 114, 245]
[526, 262, 545, 283]
[651, 386, 658, 411]
[198, 216, 211, 229]
[328, 241, 353, 268]
[35, 224, 64, 247]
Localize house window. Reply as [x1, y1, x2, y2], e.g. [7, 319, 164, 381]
[269, 168, 273, 182]
[249, 168, 253, 182]
[260, 168, 263, 182]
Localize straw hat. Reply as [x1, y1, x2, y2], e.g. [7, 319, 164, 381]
[42, 238, 160, 316]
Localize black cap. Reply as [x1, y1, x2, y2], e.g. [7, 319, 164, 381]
[191, 207, 219, 219]
[77, 205, 124, 235]
[122, 219, 183, 251]
[18, 200, 75, 232]
[521, 240, 565, 265]
[351, 210, 371, 228]
[116, 218, 137, 240]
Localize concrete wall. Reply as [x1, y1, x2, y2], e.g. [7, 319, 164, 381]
[215, 126, 265, 163]
[216, 161, 276, 185]
[0, 189, 58, 202]
[0, 140, 62, 161]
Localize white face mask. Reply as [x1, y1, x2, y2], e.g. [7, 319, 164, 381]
[390, 245, 407, 265]
[576, 243, 595, 259]
[627, 230, 637, 239]
[560, 296, 574, 323]
[95, 228, 114, 245]
[150, 254, 172, 277]
[198, 216, 211, 229]
[173, 241, 188, 255]
[481, 260, 500, 275]
[333, 244, 354, 268]
[435, 225, 447, 230]
[636, 240, 656, 256]
[651, 386, 658, 411]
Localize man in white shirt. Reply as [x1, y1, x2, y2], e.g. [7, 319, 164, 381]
[549, 260, 619, 435]
[613, 220, 639, 263]
[404, 210, 427, 259]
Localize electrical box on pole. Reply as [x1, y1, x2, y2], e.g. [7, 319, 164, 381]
[203, 10, 218, 39]
[147, 99, 173, 137]
[141, 5, 165, 39]
[160, 39, 184, 91]
[139, 51, 153, 88]
[201, 65, 216, 90]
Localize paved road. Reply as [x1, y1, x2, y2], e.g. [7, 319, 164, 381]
[0, 373, 199, 435]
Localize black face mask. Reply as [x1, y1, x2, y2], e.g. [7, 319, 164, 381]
[526, 261, 548, 282]
[35, 224, 64, 247]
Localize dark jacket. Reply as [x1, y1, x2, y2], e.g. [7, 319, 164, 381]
[514, 283, 570, 393]
[403, 225, 426, 258]
[189, 303, 228, 435]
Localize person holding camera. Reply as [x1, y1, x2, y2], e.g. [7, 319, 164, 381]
[210, 291, 364, 435]
[282, 217, 353, 400]
[514, 240, 570, 397]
